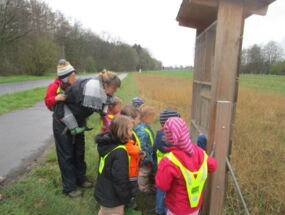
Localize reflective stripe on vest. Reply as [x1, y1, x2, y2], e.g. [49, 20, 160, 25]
[98, 145, 128, 174]
[144, 128, 154, 146]
[132, 131, 141, 148]
[100, 114, 115, 130]
[165, 151, 208, 208]
[156, 150, 166, 164]
[56, 86, 63, 94]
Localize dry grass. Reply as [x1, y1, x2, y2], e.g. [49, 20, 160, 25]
[135, 73, 285, 215]
[134, 74, 192, 126]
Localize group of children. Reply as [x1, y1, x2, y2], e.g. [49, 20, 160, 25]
[95, 97, 217, 215]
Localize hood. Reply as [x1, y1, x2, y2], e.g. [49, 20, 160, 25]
[167, 144, 205, 171]
[95, 132, 123, 157]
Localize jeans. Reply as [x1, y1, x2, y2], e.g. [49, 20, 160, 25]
[155, 187, 168, 215]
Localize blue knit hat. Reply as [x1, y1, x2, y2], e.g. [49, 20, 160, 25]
[160, 109, 181, 126]
[132, 97, 144, 108]
[197, 134, 207, 151]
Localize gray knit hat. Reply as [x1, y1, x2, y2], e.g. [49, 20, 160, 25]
[57, 59, 75, 79]
[160, 109, 181, 126]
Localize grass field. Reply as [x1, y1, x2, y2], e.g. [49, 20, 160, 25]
[0, 87, 47, 115]
[0, 71, 284, 214]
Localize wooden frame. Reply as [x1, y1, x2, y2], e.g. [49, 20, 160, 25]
[176, 0, 275, 214]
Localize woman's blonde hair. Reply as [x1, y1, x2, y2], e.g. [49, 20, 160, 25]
[110, 115, 133, 143]
[139, 104, 155, 121]
[99, 69, 121, 88]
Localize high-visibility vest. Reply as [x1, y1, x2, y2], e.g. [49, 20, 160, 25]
[100, 114, 115, 130]
[98, 145, 129, 174]
[132, 131, 141, 148]
[165, 151, 208, 208]
[56, 86, 64, 94]
[132, 128, 154, 148]
[156, 150, 166, 164]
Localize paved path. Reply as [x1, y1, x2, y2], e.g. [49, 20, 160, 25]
[0, 74, 96, 96]
[0, 73, 128, 179]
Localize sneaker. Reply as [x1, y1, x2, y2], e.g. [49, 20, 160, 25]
[67, 190, 81, 198]
[79, 181, 93, 188]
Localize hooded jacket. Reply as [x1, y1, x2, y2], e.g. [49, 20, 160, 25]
[155, 144, 217, 215]
[94, 132, 131, 207]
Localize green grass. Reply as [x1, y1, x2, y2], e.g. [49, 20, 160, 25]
[0, 75, 55, 83]
[0, 73, 144, 215]
[0, 87, 47, 115]
[239, 74, 285, 95]
[142, 70, 193, 79]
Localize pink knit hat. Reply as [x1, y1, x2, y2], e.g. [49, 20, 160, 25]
[163, 117, 194, 156]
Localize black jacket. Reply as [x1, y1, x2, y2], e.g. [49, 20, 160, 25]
[94, 132, 131, 207]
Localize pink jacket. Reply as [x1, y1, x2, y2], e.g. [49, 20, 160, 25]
[155, 144, 217, 215]
[100, 112, 119, 133]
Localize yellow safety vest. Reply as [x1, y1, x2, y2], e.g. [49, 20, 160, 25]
[156, 150, 166, 164]
[56, 86, 64, 94]
[132, 131, 141, 148]
[98, 145, 129, 174]
[165, 151, 208, 208]
[100, 114, 115, 130]
[132, 128, 154, 148]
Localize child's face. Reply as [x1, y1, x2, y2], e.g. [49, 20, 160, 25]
[143, 113, 155, 125]
[109, 103, 122, 115]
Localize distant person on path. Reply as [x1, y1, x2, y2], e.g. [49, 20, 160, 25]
[155, 117, 217, 215]
[51, 70, 121, 198]
[95, 115, 133, 215]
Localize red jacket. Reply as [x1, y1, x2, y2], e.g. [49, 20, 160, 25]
[155, 144, 217, 215]
[44, 78, 70, 110]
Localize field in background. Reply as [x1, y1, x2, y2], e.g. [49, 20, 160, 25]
[1, 71, 284, 215]
[135, 71, 285, 215]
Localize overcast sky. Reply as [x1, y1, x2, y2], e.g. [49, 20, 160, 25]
[43, 0, 285, 67]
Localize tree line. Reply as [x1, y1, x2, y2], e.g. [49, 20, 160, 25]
[240, 41, 285, 75]
[0, 0, 162, 76]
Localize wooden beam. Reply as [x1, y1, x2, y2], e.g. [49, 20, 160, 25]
[189, 0, 218, 8]
[201, 0, 245, 214]
[209, 101, 232, 214]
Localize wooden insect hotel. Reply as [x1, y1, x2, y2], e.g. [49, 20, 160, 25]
[176, 0, 276, 214]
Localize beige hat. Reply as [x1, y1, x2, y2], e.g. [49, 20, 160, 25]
[57, 59, 75, 78]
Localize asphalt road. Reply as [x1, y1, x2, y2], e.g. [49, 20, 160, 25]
[0, 74, 96, 96]
[0, 73, 128, 179]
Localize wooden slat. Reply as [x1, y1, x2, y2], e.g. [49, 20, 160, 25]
[193, 80, 212, 86]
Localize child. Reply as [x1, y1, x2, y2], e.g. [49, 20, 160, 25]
[100, 96, 122, 133]
[95, 115, 133, 215]
[155, 118, 217, 215]
[134, 105, 156, 193]
[121, 105, 145, 208]
[45, 59, 86, 135]
[154, 109, 181, 215]
[132, 97, 144, 108]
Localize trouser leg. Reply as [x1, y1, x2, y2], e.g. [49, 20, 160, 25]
[53, 118, 77, 193]
[74, 132, 87, 185]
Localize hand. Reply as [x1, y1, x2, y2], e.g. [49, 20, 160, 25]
[55, 94, 67, 101]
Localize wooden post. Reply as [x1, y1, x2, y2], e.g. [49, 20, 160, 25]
[209, 101, 232, 214]
[201, 0, 245, 214]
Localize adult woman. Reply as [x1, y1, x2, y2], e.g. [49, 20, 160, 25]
[52, 70, 121, 197]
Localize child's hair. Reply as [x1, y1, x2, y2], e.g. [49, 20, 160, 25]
[121, 104, 140, 120]
[110, 115, 133, 143]
[109, 96, 122, 108]
[99, 69, 121, 88]
[139, 104, 155, 121]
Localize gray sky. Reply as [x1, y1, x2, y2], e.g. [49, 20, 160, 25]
[44, 0, 285, 67]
